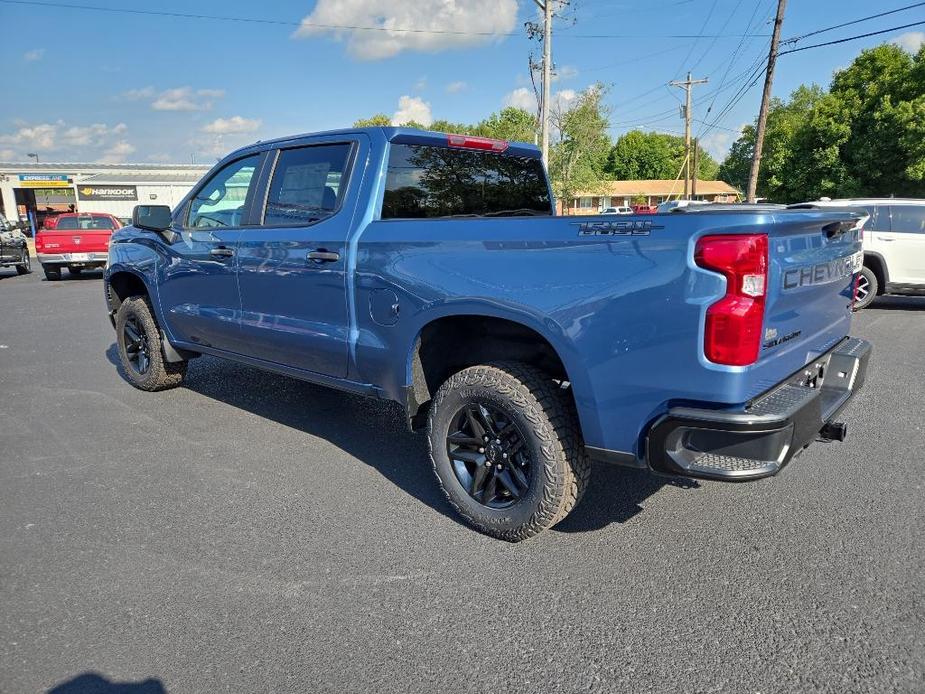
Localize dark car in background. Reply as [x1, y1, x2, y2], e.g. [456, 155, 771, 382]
[0, 213, 31, 276]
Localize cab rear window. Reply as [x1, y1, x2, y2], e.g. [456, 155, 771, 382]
[54, 216, 116, 230]
[381, 143, 552, 219]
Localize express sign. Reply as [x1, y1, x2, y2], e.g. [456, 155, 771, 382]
[77, 185, 138, 201]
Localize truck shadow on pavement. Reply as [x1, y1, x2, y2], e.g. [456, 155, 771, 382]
[48, 672, 166, 693]
[106, 345, 698, 534]
[867, 296, 925, 311]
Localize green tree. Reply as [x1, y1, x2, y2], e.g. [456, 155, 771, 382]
[719, 43, 925, 201]
[607, 130, 720, 182]
[474, 107, 537, 143]
[353, 114, 391, 127]
[549, 84, 612, 206]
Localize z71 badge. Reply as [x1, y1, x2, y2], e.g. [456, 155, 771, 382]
[573, 220, 664, 236]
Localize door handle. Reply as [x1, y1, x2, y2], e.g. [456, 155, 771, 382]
[876, 236, 894, 242]
[307, 249, 340, 263]
[209, 247, 235, 258]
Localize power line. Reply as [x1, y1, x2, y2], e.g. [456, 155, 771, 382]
[782, 2, 925, 45]
[0, 0, 772, 39]
[778, 20, 925, 55]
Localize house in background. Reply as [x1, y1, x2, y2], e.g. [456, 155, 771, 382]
[558, 179, 741, 215]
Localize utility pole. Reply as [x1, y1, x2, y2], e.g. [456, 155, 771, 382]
[531, 0, 554, 168]
[669, 72, 708, 198]
[747, 0, 787, 203]
[692, 138, 699, 198]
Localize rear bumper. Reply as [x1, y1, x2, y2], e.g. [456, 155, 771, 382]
[37, 252, 108, 265]
[645, 336, 871, 481]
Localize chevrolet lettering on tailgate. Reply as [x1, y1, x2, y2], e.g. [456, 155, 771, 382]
[783, 251, 863, 290]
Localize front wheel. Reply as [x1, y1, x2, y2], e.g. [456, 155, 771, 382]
[427, 362, 590, 542]
[854, 266, 878, 310]
[115, 295, 187, 391]
[15, 249, 31, 275]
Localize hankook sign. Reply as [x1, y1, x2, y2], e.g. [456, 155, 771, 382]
[77, 185, 138, 201]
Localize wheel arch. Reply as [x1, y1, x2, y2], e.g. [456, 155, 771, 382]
[402, 307, 596, 441]
[863, 252, 888, 294]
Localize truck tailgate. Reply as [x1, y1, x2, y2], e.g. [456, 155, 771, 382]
[37, 229, 113, 253]
[752, 210, 863, 393]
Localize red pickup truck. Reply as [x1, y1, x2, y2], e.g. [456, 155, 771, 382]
[35, 212, 123, 280]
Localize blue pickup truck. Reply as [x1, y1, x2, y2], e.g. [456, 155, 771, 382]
[104, 127, 871, 541]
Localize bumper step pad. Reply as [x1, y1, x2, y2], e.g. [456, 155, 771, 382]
[646, 337, 872, 481]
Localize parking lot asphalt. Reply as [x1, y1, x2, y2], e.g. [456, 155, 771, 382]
[1, 267, 923, 693]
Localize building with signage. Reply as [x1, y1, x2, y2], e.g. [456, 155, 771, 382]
[0, 161, 211, 231]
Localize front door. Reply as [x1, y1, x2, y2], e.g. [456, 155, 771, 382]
[235, 140, 361, 377]
[156, 153, 264, 352]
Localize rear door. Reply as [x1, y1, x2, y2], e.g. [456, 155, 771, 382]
[884, 205, 925, 285]
[156, 152, 265, 352]
[234, 138, 362, 377]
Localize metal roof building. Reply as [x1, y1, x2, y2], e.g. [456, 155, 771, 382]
[0, 162, 211, 230]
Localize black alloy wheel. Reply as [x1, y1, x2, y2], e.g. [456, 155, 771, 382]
[446, 402, 532, 509]
[122, 314, 152, 375]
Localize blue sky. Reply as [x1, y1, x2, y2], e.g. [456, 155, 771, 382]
[0, 0, 922, 165]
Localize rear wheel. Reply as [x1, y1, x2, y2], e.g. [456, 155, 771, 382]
[15, 248, 31, 275]
[115, 295, 187, 391]
[427, 362, 589, 542]
[854, 266, 878, 310]
[68, 266, 82, 276]
[42, 264, 61, 281]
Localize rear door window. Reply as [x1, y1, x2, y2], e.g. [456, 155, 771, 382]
[889, 206, 925, 234]
[381, 143, 552, 219]
[263, 144, 353, 226]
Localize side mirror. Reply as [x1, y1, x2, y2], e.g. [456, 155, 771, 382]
[132, 204, 172, 232]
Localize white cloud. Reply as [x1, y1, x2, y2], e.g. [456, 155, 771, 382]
[202, 116, 262, 134]
[23, 48, 45, 62]
[892, 31, 924, 53]
[553, 65, 578, 82]
[503, 87, 536, 112]
[147, 152, 174, 163]
[151, 86, 224, 111]
[700, 123, 747, 160]
[0, 122, 57, 150]
[445, 80, 468, 94]
[122, 86, 156, 101]
[98, 141, 136, 164]
[392, 95, 433, 126]
[0, 149, 16, 161]
[0, 120, 130, 159]
[552, 89, 577, 113]
[293, 0, 518, 60]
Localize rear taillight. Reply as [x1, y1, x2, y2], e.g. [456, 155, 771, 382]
[695, 234, 769, 366]
[851, 273, 861, 310]
[34, 233, 45, 252]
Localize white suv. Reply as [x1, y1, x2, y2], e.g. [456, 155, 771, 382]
[804, 198, 925, 309]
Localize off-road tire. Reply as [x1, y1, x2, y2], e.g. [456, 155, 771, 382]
[42, 264, 61, 281]
[115, 295, 187, 391]
[854, 266, 878, 310]
[427, 362, 590, 541]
